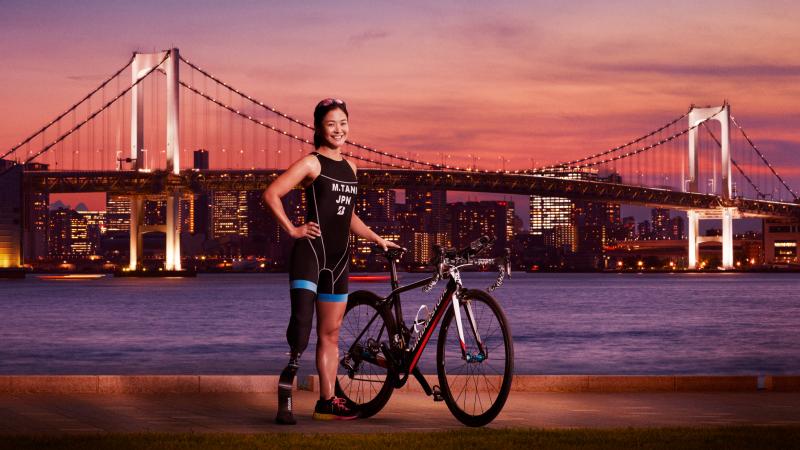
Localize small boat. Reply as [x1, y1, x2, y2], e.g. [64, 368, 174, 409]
[37, 274, 106, 280]
[348, 275, 390, 282]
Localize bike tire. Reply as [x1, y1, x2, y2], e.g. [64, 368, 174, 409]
[335, 290, 397, 418]
[436, 288, 514, 427]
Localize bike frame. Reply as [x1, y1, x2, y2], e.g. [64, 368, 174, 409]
[346, 256, 486, 394]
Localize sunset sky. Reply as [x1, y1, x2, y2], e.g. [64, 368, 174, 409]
[1, 0, 799, 216]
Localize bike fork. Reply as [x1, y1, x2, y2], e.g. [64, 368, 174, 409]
[451, 291, 468, 359]
[451, 292, 486, 360]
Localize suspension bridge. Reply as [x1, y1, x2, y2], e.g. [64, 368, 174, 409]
[1, 48, 798, 273]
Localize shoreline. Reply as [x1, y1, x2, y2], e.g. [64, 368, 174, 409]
[2, 375, 798, 394]
[9, 267, 800, 276]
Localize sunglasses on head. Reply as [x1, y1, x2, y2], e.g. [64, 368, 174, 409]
[318, 98, 345, 107]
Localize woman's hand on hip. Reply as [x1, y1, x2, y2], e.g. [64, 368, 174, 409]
[291, 221, 321, 239]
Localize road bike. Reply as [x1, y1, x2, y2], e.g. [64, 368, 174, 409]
[335, 236, 514, 427]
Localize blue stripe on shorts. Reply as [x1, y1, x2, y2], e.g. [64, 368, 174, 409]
[317, 293, 348, 303]
[290, 279, 317, 293]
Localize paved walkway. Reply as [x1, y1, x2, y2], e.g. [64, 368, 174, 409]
[1, 391, 799, 433]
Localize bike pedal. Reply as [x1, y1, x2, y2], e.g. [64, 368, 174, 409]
[432, 385, 444, 402]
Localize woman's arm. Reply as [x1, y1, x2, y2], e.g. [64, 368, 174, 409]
[263, 155, 320, 239]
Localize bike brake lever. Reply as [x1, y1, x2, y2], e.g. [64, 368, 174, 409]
[422, 271, 440, 293]
[487, 263, 506, 292]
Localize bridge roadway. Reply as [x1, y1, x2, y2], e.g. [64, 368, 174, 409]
[22, 168, 800, 218]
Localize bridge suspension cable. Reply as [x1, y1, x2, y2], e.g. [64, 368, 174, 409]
[171, 71, 408, 169]
[554, 106, 724, 171]
[1, 54, 136, 161]
[178, 55, 447, 170]
[542, 109, 691, 171]
[701, 122, 765, 199]
[730, 116, 798, 200]
[0, 53, 169, 179]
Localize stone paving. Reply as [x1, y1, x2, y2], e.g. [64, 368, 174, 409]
[1, 390, 799, 434]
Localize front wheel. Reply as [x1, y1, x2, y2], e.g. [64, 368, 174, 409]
[335, 290, 396, 418]
[437, 289, 514, 427]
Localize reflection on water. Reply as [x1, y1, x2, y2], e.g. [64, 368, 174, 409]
[1, 272, 799, 375]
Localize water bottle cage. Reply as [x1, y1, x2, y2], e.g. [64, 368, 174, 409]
[413, 304, 431, 334]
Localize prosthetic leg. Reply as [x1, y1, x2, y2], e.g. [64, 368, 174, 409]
[275, 351, 301, 425]
[275, 287, 315, 425]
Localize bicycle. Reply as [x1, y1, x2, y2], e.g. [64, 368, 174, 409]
[335, 236, 514, 427]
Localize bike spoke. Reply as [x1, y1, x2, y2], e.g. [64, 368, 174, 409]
[440, 293, 510, 423]
[335, 297, 399, 416]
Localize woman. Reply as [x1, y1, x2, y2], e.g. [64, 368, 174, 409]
[264, 98, 400, 423]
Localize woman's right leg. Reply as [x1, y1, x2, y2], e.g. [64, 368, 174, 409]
[286, 238, 321, 357]
[276, 240, 319, 425]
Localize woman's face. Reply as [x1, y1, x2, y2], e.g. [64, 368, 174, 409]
[319, 108, 348, 150]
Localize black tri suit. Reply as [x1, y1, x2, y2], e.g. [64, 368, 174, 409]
[286, 151, 358, 355]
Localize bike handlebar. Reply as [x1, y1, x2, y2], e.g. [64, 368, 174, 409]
[369, 235, 510, 292]
[426, 235, 511, 293]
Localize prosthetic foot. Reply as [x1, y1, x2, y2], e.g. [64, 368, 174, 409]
[275, 354, 300, 425]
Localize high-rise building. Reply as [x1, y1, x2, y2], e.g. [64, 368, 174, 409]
[406, 188, 447, 234]
[530, 195, 573, 249]
[450, 201, 514, 253]
[411, 231, 449, 264]
[651, 208, 671, 240]
[529, 171, 582, 248]
[670, 215, 685, 240]
[194, 149, 209, 170]
[19, 162, 49, 263]
[48, 207, 94, 258]
[763, 218, 800, 264]
[178, 197, 194, 233]
[47, 208, 69, 258]
[350, 226, 402, 269]
[77, 211, 105, 255]
[193, 150, 210, 236]
[245, 190, 271, 239]
[622, 216, 637, 240]
[78, 211, 106, 234]
[144, 198, 167, 226]
[106, 194, 130, 232]
[356, 187, 395, 228]
[283, 189, 307, 226]
[530, 170, 621, 252]
[574, 201, 608, 254]
[211, 190, 249, 238]
[0, 160, 22, 268]
[637, 220, 652, 240]
[24, 194, 49, 262]
[606, 203, 622, 240]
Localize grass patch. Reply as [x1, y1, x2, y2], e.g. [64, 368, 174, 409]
[1, 427, 799, 450]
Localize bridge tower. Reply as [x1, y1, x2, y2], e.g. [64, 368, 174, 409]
[685, 103, 736, 269]
[127, 48, 182, 271]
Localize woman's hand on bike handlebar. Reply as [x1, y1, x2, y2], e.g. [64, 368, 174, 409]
[290, 221, 321, 239]
[375, 237, 401, 251]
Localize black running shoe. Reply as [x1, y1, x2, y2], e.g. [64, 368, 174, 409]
[312, 396, 358, 421]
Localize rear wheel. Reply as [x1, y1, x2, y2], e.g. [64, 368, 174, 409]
[436, 289, 514, 427]
[335, 290, 397, 418]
